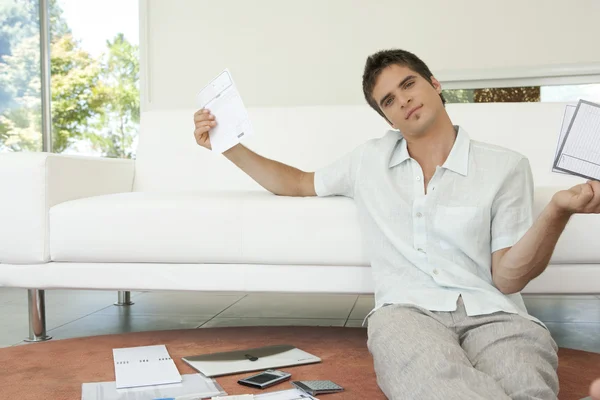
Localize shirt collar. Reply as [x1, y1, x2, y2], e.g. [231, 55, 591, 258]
[388, 126, 470, 176]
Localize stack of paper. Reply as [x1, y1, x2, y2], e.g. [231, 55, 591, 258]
[255, 389, 319, 399]
[211, 389, 319, 400]
[82, 373, 226, 400]
[554, 100, 600, 180]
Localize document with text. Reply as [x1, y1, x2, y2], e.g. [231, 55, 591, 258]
[554, 100, 600, 180]
[197, 68, 254, 153]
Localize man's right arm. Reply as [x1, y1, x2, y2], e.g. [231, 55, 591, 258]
[223, 143, 316, 197]
[193, 107, 315, 197]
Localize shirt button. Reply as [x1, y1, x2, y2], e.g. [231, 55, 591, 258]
[416, 212, 423, 218]
[433, 269, 439, 275]
[416, 176, 421, 181]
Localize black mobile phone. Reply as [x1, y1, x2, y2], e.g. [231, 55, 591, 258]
[237, 369, 292, 389]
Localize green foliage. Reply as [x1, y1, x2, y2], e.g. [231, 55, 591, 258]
[442, 89, 474, 104]
[0, 0, 139, 158]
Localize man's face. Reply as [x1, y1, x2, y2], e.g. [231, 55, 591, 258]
[371, 64, 444, 137]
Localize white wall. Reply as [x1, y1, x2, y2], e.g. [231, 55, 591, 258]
[140, 0, 600, 111]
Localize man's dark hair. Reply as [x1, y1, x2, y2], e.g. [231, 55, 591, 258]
[362, 49, 446, 120]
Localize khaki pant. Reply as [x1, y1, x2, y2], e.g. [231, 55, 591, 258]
[367, 297, 559, 400]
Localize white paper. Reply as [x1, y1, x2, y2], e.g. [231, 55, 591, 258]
[553, 104, 577, 173]
[254, 389, 319, 400]
[82, 373, 225, 400]
[554, 100, 600, 180]
[197, 69, 254, 154]
[113, 345, 182, 389]
[210, 388, 319, 400]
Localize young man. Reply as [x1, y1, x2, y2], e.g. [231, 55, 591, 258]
[193, 49, 600, 399]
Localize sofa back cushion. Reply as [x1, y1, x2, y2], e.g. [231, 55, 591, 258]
[133, 103, 582, 192]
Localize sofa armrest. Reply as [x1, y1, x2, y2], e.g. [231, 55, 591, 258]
[0, 152, 135, 264]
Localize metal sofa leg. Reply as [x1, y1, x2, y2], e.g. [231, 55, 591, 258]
[115, 291, 134, 306]
[25, 289, 52, 342]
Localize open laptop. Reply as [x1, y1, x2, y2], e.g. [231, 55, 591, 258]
[182, 344, 321, 377]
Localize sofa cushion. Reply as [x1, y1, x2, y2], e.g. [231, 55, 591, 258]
[49, 191, 368, 265]
[49, 189, 600, 265]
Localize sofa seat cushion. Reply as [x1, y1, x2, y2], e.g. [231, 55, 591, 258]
[49, 191, 368, 265]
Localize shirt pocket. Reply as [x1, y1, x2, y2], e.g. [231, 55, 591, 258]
[433, 205, 488, 251]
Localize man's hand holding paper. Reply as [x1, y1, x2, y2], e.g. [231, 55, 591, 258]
[194, 69, 254, 153]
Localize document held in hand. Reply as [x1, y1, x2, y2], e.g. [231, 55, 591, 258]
[197, 68, 254, 153]
[554, 100, 600, 180]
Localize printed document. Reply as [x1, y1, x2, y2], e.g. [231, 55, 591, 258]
[113, 345, 181, 389]
[82, 373, 225, 400]
[554, 100, 600, 180]
[197, 69, 254, 153]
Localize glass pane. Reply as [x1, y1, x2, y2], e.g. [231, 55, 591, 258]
[443, 87, 540, 103]
[53, 0, 139, 158]
[445, 84, 600, 104]
[541, 84, 600, 103]
[0, 0, 42, 152]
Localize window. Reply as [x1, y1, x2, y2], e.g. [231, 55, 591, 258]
[443, 84, 600, 104]
[0, 0, 139, 158]
[0, 0, 42, 152]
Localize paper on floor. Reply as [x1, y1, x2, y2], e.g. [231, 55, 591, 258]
[211, 388, 319, 400]
[82, 373, 225, 400]
[197, 68, 254, 154]
[254, 388, 319, 400]
[113, 344, 182, 389]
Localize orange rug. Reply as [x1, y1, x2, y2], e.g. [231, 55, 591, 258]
[0, 326, 598, 399]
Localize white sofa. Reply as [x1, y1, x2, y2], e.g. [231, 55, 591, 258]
[2, 102, 600, 341]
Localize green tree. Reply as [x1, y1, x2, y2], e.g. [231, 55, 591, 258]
[0, 0, 140, 157]
[50, 33, 106, 153]
[85, 33, 139, 159]
[0, 0, 75, 152]
[442, 89, 474, 104]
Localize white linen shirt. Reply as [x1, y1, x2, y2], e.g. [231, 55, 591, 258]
[314, 127, 544, 327]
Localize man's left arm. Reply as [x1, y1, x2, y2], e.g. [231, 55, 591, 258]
[492, 179, 600, 295]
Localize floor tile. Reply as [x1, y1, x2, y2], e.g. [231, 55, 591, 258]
[47, 314, 208, 340]
[0, 303, 106, 332]
[200, 318, 345, 328]
[219, 294, 357, 319]
[0, 288, 27, 305]
[2, 289, 139, 306]
[523, 297, 600, 323]
[344, 320, 366, 328]
[95, 292, 245, 318]
[0, 326, 29, 348]
[545, 322, 600, 353]
[348, 295, 375, 320]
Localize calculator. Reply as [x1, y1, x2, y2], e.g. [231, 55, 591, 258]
[291, 380, 344, 395]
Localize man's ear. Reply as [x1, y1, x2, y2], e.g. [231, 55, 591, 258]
[431, 76, 442, 94]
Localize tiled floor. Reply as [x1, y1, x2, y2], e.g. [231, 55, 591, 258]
[1, 289, 600, 353]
